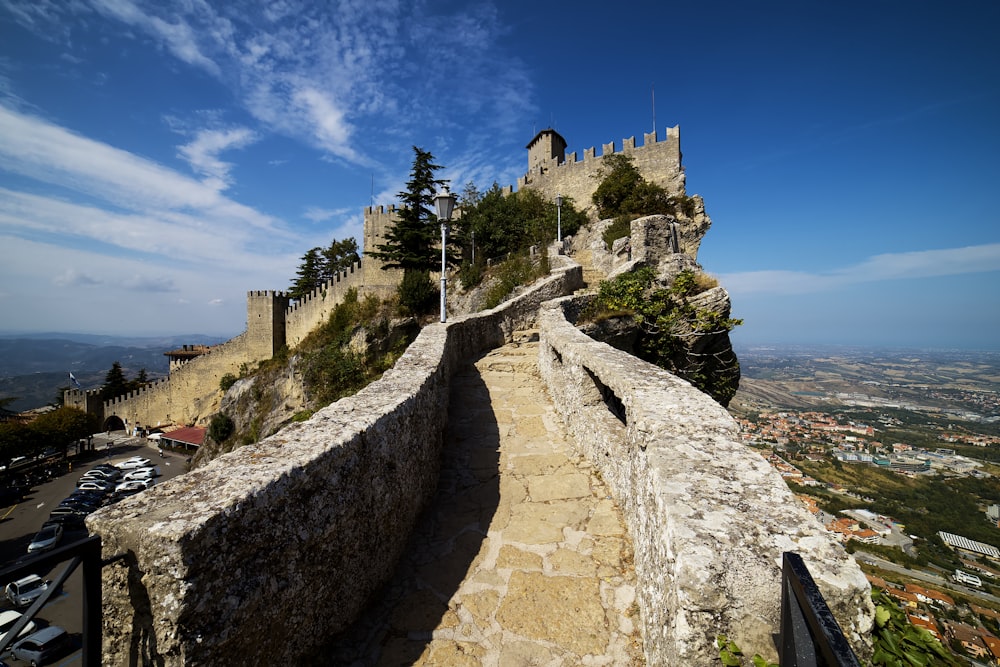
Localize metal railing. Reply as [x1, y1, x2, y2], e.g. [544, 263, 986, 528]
[779, 551, 862, 667]
[0, 535, 105, 665]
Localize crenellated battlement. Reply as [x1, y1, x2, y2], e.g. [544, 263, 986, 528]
[517, 126, 685, 207]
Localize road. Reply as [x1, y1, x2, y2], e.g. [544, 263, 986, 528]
[0, 434, 189, 664]
[854, 552, 1000, 605]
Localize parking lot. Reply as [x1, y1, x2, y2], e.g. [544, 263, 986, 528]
[0, 434, 190, 664]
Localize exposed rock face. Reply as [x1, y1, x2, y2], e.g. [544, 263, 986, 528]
[574, 214, 742, 406]
[196, 317, 420, 466]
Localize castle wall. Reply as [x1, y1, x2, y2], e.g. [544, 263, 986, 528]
[362, 205, 406, 291]
[517, 126, 685, 209]
[87, 257, 585, 665]
[284, 261, 370, 348]
[103, 332, 257, 428]
[536, 295, 874, 664]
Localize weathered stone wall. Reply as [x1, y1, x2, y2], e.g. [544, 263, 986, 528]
[87, 258, 583, 666]
[284, 260, 370, 348]
[102, 332, 259, 429]
[536, 295, 874, 664]
[517, 127, 686, 208]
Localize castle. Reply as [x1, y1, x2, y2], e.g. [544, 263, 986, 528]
[65, 126, 690, 432]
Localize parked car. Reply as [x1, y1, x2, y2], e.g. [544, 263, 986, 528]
[114, 479, 154, 493]
[45, 512, 86, 530]
[122, 467, 160, 481]
[76, 480, 113, 493]
[48, 505, 89, 520]
[80, 468, 120, 481]
[116, 456, 152, 470]
[26, 523, 63, 553]
[4, 575, 50, 607]
[9, 626, 69, 665]
[0, 609, 36, 644]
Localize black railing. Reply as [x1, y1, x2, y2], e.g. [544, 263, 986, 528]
[0, 535, 104, 665]
[779, 551, 862, 666]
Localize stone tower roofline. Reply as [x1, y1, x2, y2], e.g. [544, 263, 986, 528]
[525, 127, 567, 150]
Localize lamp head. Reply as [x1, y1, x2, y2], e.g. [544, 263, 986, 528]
[434, 187, 456, 222]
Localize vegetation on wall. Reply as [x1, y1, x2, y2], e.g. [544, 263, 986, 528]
[592, 153, 697, 247]
[584, 267, 742, 405]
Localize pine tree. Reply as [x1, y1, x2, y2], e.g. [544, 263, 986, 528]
[319, 237, 360, 283]
[289, 247, 323, 300]
[101, 361, 129, 401]
[369, 146, 449, 273]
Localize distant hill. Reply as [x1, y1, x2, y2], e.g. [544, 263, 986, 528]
[0, 333, 228, 412]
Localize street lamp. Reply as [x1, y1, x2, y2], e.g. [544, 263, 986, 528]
[555, 193, 563, 243]
[434, 187, 456, 323]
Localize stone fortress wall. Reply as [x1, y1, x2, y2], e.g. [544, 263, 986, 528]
[68, 125, 690, 431]
[518, 126, 686, 206]
[88, 256, 587, 665]
[87, 251, 872, 665]
[66, 292, 291, 429]
[80, 126, 873, 664]
[537, 294, 873, 663]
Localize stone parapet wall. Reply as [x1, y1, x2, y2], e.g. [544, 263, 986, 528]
[536, 295, 874, 665]
[87, 260, 583, 665]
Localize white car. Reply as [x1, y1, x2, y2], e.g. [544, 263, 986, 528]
[4, 575, 50, 607]
[114, 479, 154, 493]
[0, 609, 36, 643]
[122, 467, 160, 481]
[77, 480, 113, 493]
[116, 457, 153, 470]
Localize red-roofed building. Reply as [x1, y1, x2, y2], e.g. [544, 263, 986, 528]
[160, 426, 206, 451]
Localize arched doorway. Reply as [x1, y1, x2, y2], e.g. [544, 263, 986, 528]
[103, 415, 125, 433]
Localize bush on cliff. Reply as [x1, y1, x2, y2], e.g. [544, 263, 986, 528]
[592, 154, 697, 248]
[583, 267, 742, 406]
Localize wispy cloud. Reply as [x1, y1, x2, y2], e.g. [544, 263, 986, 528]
[721, 244, 1000, 295]
[177, 126, 258, 191]
[2, 0, 534, 172]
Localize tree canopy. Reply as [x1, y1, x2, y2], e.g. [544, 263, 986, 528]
[369, 146, 450, 274]
[289, 237, 360, 300]
[99, 361, 151, 401]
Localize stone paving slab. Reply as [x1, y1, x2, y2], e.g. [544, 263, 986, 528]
[321, 333, 643, 666]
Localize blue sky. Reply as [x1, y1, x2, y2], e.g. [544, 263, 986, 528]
[0, 1, 997, 350]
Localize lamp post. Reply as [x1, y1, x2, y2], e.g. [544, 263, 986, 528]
[434, 187, 456, 323]
[555, 193, 563, 243]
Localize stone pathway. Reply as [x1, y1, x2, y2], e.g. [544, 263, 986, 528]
[323, 332, 642, 666]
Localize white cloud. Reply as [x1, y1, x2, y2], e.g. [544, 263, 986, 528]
[0, 104, 292, 239]
[303, 206, 351, 223]
[177, 126, 258, 191]
[88, 0, 223, 76]
[722, 244, 1000, 295]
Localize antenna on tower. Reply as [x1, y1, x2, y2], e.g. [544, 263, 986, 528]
[651, 84, 656, 134]
[370, 174, 374, 207]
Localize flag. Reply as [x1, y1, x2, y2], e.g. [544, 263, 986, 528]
[69, 372, 82, 389]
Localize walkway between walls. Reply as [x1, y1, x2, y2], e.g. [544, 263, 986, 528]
[318, 330, 643, 666]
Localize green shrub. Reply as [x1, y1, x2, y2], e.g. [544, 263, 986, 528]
[207, 412, 235, 443]
[396, 269, 436, 316]
[219, 373, 237, 392]
[585, 268, 742, 406]
[602, 215, 635, 249]
[483, 253, 548, 310]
